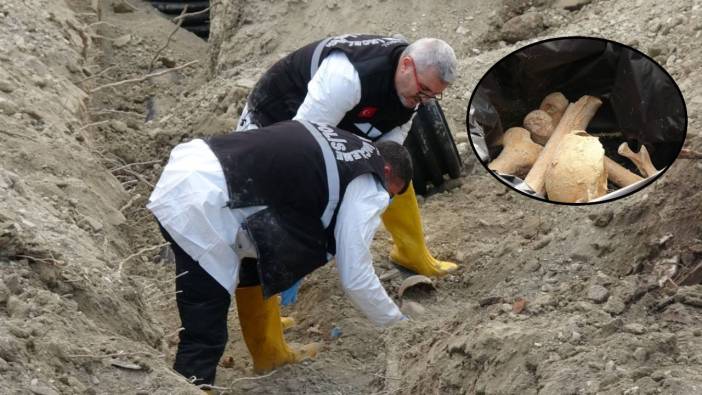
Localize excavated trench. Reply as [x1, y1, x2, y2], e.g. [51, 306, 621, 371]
[1, 0, 701, 394]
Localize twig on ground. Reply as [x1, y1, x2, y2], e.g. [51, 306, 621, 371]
[77, 120, 110, 131]
[196, 370, 278, 390]
[78, 65, 117, 84]
[90, 109, 144, 118]
[148, 5, 189, 73]
[15, 255, 65, 266]
[164, 327, 184, 338]
[121, 0, 139, 11]
[116, 242, 169, 279]
[119, 193, 142, 212]
[157, 270, 190, 284]
[86, 21, 120, 30]
[111, 160, 161, 172]
[68, 350, 162, 359]
[89, 60, 198, 93]
[88, 34, 119, 41]
[0, 129, 37, 140]
[145, 289, 182, 303]
[173, 5, 213, 22]
[117, 167, 154, 188]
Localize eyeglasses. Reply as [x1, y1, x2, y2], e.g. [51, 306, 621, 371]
[410, 58, 442, 101]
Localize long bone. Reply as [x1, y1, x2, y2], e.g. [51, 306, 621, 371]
[618, 142, 658, 177]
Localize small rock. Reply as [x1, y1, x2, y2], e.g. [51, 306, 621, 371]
[29, 380, 59, 395]
[555, 0, 593, 11]
[647, 41, 668, 58]
[0, 336, 21, 362]
[587, 285, 609, 304]
[401, 300, 426, 318]
[32, 75, 48, 88]
[159, 56, 176, 68]
[0, 356, 8, 372]
[500, 303, 512, 313]
[456, 25, 469, 35]
[7, 325, 29, 339]
[624, 323, 646, 335]
[650, 370, 667, 381]
[0, 96, 19, 115]
[570, 252, 590, 263]
[533, 236, 552, 250]
[479, 295, 504, 307]
[603, 297, 626, 315]
[0, 79, 14, 93]
[525, 261, 541, 272]
[306, 325, 321, 335]
[0, 280, 9, 304]
[112, 1, 135, 13]
[500, 13, 544, 43]
[83, 216, 103, 232]
[113, 34, 131, 48]
[634, 377, 657, 394]
[7, 295, 30, 318]
[111, 120, 129, 134]
[589, 210, 613, 227]
[631, 366, 654, 380]
[571, 331, 582, 342]
[633, 347, 648, 362]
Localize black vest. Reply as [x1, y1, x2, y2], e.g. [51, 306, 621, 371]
[207, 120, 387, 297]
[247, 34, 415, 140]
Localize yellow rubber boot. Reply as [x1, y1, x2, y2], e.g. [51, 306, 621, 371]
[381, 182, 458, 277]
[235, 286, 319, 373]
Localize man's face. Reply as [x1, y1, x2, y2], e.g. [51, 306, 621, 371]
[395, 56, 449, 109]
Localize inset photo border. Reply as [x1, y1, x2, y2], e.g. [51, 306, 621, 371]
[466, 36, 688, 205]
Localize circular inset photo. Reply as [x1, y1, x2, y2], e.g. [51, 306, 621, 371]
[467, 36, 687, 204]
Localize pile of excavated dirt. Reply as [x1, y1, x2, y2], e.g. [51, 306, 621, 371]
[1, 0, 701, 394]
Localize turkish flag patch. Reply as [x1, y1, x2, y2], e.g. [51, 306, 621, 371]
[358, 106, 378, 119]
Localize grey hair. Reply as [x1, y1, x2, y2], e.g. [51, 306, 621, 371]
[402, 38, 457, 84]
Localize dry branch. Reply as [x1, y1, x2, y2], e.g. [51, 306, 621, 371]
[78, 120, 110, 131]
[116, 242, 169, 279]
[89, 60, 199, 93]
[68, 350, 162, 359]
[119, 193, 142, 212]
[90, 109, 144, 118]
[197, 371, 278, 390]
[111, 160, 161, 172]
[145, 289, 182, 303]
[148, 5, 189, 72]
[116, 167, 154, 188]
[78, 66, 117, 84]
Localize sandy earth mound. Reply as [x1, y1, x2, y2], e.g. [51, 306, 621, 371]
[1, 0, 700, 394]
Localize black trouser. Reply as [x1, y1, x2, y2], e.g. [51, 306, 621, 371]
[159, 226, 230, 386]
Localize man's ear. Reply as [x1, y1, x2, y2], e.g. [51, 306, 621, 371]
[399, 56, 412, 71]
[383, 163, 393, 180]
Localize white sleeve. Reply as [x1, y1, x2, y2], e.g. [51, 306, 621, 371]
[334, 174, 404, 327]
[293, 51, 361, 125]
[376, 117, 414, 144]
